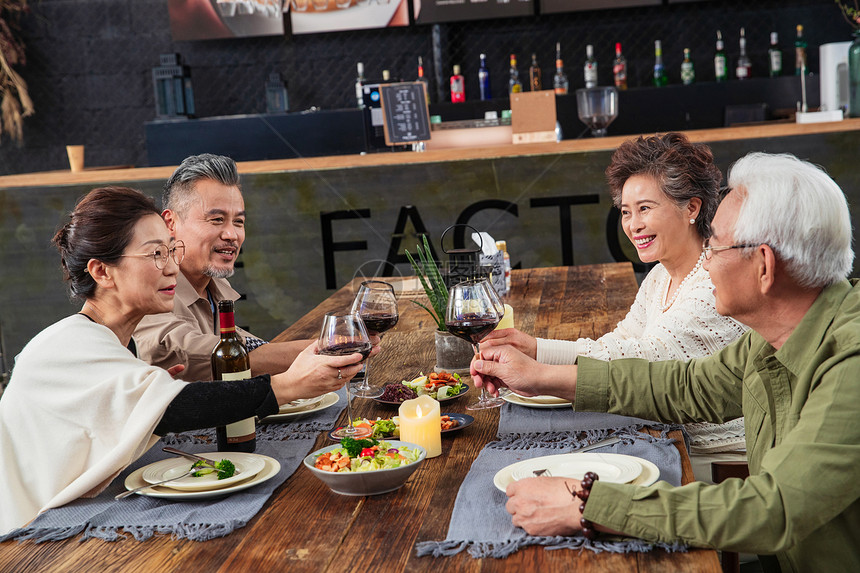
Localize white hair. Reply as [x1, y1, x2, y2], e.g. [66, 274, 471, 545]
[728, 152, 853, 288]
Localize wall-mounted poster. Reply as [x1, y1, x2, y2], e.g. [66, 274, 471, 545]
[539, 0, 659, 14]
[413, 0, 534, 26]
[289, 0, 409, 35]
[169, 0, 286, 41]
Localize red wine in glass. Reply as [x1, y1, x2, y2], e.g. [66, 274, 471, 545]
[359, 313, 399, 335]
[319, 341, 372, 360]
[445, 315, 499, 345]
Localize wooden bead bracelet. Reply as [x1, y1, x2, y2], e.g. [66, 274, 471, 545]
[577, 471, 599, 540]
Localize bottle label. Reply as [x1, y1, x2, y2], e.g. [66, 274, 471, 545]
[219, 311, 236, 332]
[736, 65, 748, 78]
[770, 51, 782, 74]
[681, 62, 694, 84]
[222, 369, 254, 443]
[715, 56, 726, 78]
[795, 48, 806, 72]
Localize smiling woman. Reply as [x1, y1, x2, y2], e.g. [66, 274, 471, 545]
[0, 186, 358, 535]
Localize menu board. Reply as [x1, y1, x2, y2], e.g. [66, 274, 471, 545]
[413, 0, 534, 25]
[539, 0, 659, 14]
[379, 83, 432, 145]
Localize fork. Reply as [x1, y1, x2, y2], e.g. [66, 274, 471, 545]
[115, 468, 199, 499]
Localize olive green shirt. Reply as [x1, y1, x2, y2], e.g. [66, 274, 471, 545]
[576, 279, 860, 573]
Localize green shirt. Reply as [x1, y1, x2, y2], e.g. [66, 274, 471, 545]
[576, 279, 860, 573]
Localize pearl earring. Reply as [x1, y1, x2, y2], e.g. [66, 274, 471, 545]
[689, 218, 696, 224]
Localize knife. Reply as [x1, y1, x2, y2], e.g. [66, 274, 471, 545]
[572, 436, 621, 453]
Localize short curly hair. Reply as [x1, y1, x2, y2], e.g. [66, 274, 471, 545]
[605, 132, 723, 239]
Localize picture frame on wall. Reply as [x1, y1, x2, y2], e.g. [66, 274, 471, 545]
[168, 0, 286, 41]
[539, 0, 660, 15]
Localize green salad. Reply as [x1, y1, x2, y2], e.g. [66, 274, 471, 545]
[314, 438, 421, 473]
[401, 372, 466, 400]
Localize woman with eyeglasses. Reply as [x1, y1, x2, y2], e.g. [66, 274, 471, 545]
[480, 133, 748, 481]
[0, 186, 362, 534]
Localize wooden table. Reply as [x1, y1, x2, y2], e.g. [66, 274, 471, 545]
[0, 264, 719, 572]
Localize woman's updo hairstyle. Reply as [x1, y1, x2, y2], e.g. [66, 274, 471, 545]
[605, 132, 723, 239]
[52, 187, 160, 299]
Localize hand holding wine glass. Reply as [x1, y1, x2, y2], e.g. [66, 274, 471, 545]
[445, 278, 505, 410]
[350, 280, 399, 399]
[317, 311, 373, 439]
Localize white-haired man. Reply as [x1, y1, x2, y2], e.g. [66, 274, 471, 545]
[471, 152, 859, 572]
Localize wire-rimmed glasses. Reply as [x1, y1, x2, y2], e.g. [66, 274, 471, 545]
[350, 280, 399, 399]
[119, 241, 185, 269]
[318, 312, 373, 440]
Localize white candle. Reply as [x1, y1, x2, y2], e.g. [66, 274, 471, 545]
[495, 304, 514, 330]
[398, 395, 441, 458]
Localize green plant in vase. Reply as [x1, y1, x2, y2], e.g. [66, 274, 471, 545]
[405, 234, 448, 332]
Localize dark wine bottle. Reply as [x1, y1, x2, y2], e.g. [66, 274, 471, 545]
[211, 299, 255, 453]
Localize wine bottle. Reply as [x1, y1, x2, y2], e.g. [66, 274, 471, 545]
[613, 43, 627, 90]
[508, 54, 522, 94]
[736, 28, 751, 80]
[584, 45, 597, 89]
[714, 31, 727, 82]
[355, 62, 366, 109]
[653, 40, 667, 87]
[529, 53, 541, 91]
[450, 64, 465, 103]
[768, 32, 783, 77]
[212, 300, 255, 453]
[794, 25, 807, 75]
[553, 42, 569, 95]
[478, 53, 491, 100]
[681, 48, 695, 85]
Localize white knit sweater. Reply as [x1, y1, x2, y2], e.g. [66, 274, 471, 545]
[536, 263, 748, 453]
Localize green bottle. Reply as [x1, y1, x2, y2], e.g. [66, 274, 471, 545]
[681, 48, 695, 85]
[795, 25, 807, 75]
[714, 31, 727, 82]
[653, 40, 668, 87]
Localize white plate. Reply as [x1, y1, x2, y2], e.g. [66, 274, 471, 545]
[502, 392, 572, 409]
[124, 454, 280, 500]
[277, 395, 325, 414]
[260, 391, 340, 422]
[494, 453, 658, 493]
[142, 452, 267, 491]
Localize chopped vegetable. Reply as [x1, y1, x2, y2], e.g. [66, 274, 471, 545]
[341, 436, 379, 458]
[314, 440, 421, 473]
[191, 458, 236, 480]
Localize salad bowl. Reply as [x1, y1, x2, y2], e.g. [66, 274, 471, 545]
[303, 440, 426, 496]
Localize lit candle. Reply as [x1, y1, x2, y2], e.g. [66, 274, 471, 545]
[398, 395, 441, 458]
[495, 304, 514, 330]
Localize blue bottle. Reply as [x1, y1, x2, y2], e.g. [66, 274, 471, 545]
[479, 53, 491, 100]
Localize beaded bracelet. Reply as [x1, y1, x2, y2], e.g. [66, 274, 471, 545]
[577, 471, 599, 540]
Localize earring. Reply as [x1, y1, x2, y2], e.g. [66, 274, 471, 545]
[689, 218, 696, 224]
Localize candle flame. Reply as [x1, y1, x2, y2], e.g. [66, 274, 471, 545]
[416, 403, 423, 417]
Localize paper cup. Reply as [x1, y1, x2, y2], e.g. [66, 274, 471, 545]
[66, 145, 85, 172]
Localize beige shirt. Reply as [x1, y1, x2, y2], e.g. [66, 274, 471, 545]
[134, 273, 255, 381]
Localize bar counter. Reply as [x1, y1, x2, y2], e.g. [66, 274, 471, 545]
[2, 119, 859, 367]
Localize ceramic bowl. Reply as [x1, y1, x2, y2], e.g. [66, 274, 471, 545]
[303, 440, 426, 496]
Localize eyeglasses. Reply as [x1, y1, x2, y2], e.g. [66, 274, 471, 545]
[119, 241, 185, 269]
[702, 239, 760, 260]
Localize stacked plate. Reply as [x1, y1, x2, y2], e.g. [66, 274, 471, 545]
[493, 452, 659, 492]
[123, 452, 280, 500]
[501, 392, 572, 409]
[260, 391, 340, 423]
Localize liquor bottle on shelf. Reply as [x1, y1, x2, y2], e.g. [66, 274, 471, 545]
[508, 54, 523, 94]
[584, 45, 597, 89]
[212, 300, 255, 453]
[613, 43, 627, 90]
[417, 56, 430, 104]
[553, 42, 569, 95]
[450, 64, 465, 103]
[681, 48, 695, 85]
[382, 69, 391, 82]
[768, 32, 783, 77]
[714, 30, 727, 82]
[736, 28, 751, 80]
[795, 25, 807, 75]
[529, 53, 542, 91]
[355, 62, 366, 109]
[653, 40, 667, 87]
[478, 53, 491, 100]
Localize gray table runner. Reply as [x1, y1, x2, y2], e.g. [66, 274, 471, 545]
[0, 387, 346, 543]
[416, 405, 688, 559]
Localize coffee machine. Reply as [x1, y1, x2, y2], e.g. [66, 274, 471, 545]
[820, 41, 851, 112]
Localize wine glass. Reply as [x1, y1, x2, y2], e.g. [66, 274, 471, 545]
[317, 312, 373, 439]
[445, 278, 505, 410]
[350, 280, 399, 398]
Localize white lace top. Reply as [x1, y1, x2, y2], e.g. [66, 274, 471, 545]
[536, 263, 748, 452]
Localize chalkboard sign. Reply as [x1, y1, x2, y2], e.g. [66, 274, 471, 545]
[379, 82, 432, 146]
